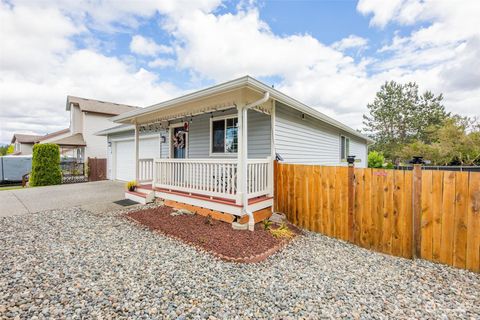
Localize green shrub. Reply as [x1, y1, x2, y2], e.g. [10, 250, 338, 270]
[368, 151, 385, 168]
[384, 162, 395, 169]
[30, 144, 62, 186]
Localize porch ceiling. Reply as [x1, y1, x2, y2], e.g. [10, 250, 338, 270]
[133, 87, 272, 128]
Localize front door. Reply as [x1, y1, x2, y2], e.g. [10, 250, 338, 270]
[172, 126, 187, 159]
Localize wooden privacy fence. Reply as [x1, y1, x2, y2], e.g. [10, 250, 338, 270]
[274, 162, 480, 273]
[88, 158, 107, 182]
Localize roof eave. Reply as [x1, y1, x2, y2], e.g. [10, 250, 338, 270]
[112, 75, 374, 143]
[111, 76, 251, 124]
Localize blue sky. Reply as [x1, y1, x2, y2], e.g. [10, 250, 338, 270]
[1, 0, 479, 144]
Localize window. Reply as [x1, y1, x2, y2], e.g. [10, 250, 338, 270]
[211, 116, 238, 154]
[340, 135, 350, 160]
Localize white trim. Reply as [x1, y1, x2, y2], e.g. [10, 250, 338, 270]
[209, 114, 239, 156]
[110, 133, 159, 143]
[340, 135, 350, 161]
[169, 122, 189, 159]
[155, 191, 243, 216]
[247, 198, 273, 212]
[111, 75, 374, 143]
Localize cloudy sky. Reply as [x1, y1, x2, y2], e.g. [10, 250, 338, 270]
[1, 0, 479, 144]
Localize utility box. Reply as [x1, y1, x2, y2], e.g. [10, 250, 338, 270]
[0, 155, 32, 182]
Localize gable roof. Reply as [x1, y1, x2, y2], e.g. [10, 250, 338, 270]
[47, 133, 86, 147]
[36, 128, 70, 142]
[66, 96, 139, 116]
[11, 133, 43, 144]
[111, 75, 373, 143]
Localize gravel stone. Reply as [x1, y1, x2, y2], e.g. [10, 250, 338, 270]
[0, 206, 479, 319]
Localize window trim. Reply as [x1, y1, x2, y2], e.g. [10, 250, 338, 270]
[209, 114, 238, 156]
[340, 135, 350, 161]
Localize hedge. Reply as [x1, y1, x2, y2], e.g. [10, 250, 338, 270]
[30, 144, 62, 186]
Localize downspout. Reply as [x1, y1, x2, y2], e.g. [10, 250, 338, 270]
[242, 91, 270, 231]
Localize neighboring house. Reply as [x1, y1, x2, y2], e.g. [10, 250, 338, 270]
[98, 75, 373, 228]
[38, 96, 138, 161]
[10, 134, 43, 155]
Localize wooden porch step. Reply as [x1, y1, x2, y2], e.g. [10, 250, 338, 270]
[154, 187, 272, 206]
[125, 189, 155, 205]
[154, 187, 242, 207]
[126, 190, 147, 198]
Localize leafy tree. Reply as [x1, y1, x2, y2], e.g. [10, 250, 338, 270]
[363, 81, 449, 162]
[0, 145, 9, 156]
[6, 144, 14, 154]
[399, 117, 480, 165]
[368, 151, 385, 168]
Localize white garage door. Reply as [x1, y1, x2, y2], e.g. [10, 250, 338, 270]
[114, 136, 160, 181]
[115, 140, 135, 181]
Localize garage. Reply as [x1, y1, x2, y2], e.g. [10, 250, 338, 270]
[113, 136, 160, 181]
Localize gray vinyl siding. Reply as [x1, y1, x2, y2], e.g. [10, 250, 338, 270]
[349, 137, 368, 168]
[106, 108, 271, 160]
[274, 102, 368, 167]
[188, 109, 271, 159]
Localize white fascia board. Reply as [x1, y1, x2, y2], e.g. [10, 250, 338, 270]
[111, 76, 250, 123]
[244, 77, 374, 144]
[94, 125, 135, 136]
[111, 75, 374, 144]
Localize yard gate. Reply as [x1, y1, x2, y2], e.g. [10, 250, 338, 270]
[274, 162, 480, 273]
[88, 158, 107, 182]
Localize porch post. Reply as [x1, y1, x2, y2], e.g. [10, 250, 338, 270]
[134, 123, 139, 182]
[236, 106, 244, 205]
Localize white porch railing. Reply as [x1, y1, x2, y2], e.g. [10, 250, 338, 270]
[138, 158, 154, 183]
[152, 158, 272, 201]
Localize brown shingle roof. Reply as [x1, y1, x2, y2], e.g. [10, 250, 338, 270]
[36, 128, 70, 142]
[11, 133, 43, 144]
[66, 96, 139, 116]
[48, 133, 86, 147]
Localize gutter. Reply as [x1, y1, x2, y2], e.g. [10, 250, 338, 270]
[241, 91, 270, 231]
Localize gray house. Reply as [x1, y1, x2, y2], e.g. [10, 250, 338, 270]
[97, 76, 372, 229]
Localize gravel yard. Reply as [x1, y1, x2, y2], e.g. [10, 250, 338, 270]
[1, 207, 479, 319]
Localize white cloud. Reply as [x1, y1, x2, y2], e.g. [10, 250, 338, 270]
[148, 58, 176, 68]
[332, 35, 368, 51]
[130, 35, 173, 56]
[2, 0, 480, 144]
[0, 2, 182, 144]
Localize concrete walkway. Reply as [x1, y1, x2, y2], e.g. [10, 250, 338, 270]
[0, 181, 127, 217]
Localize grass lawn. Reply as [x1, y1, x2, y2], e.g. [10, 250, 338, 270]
[0, 185, 24, 191]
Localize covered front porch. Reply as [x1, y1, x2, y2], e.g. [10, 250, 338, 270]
[120, 85, 275, 229]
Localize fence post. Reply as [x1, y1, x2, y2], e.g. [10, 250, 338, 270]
[411, 156, 424, 258]
[347, 155, 356, 243]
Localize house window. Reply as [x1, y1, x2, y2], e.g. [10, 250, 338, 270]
[340, 135, 350, 160]
[211, 116, 238, 154]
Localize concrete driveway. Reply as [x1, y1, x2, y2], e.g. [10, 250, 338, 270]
[0, 181, 128, 217]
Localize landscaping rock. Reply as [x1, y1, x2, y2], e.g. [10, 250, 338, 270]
[170, 208, 194, 216]
[231, 221, 249, 230]
[269, 212, 286, 224]
[0, 206, 479, 319]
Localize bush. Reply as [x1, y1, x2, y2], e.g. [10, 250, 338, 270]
[30, 144, 62, 186]
[368, 151, 385, 168]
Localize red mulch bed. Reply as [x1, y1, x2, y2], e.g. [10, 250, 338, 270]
[126, 206, 301, 262]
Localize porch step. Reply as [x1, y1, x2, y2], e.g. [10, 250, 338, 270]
[125, 189, 155, 205]
[154, 187, 273, 216]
